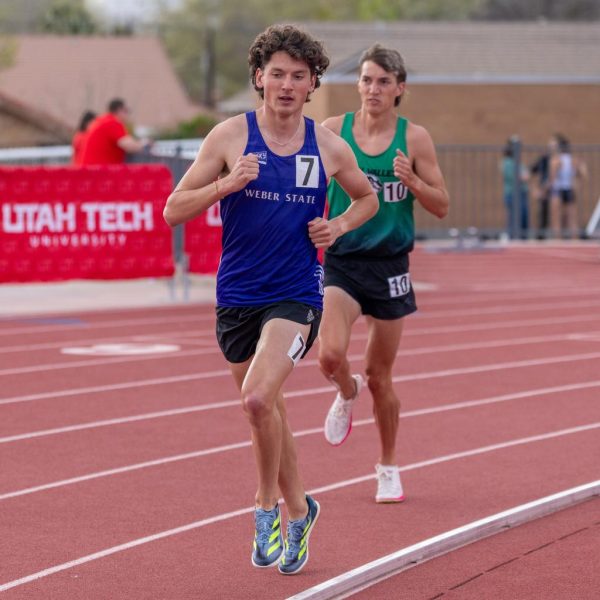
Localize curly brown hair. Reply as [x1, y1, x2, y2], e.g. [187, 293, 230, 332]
[248, 25, 329, 102]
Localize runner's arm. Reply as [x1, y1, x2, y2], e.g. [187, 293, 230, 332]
[163, 121, 257, 227]
[308, 134, 378, 248]
[398, 124, 449, 219]
[117, 135, 149, 154]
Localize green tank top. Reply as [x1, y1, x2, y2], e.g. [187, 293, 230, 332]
[327, 112, 415, 257]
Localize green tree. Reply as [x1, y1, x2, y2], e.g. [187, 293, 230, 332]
[475, 0, 600, 19]
[0, 37, 18, 70]
[159, 0, 599, 104]
[158, 0, 485, 104]
[0, 0, 55, 33]
[40, 0, 98, 35]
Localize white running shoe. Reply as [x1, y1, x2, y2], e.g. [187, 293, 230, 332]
[324, 374, 364, 446]
[375, 463, 405, 503]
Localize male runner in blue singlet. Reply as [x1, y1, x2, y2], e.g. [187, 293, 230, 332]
[163, 25, 378, 575]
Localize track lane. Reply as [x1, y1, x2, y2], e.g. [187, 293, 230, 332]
[1, 427, 598, 598]
[1, 389, 598, 569]
[2, 246, 599, 598]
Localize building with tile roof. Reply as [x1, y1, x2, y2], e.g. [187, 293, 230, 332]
[0, 35, 203, 147]
[220, 21, 600, 145]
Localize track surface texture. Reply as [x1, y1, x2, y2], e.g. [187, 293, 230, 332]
[1, 243, 599, 599]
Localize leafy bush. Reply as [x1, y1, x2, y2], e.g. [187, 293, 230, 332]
[159, 112, 221, 139]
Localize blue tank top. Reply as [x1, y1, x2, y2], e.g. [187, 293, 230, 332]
[216, 111, 327, 308]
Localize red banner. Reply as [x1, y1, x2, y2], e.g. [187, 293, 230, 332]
[185, 202, 222, 274]
[0, 165, 174, 282]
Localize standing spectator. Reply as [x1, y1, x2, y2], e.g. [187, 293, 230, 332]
[80, 98, 150, 166]
[71, 110, 96, 166]
[529, 135, 559, 239]
[549, 134, 587, 239]
[501, 139, 529, 239]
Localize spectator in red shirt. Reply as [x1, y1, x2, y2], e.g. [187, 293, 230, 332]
[72, 110, 97, 166]
[79, 98, 151, 165]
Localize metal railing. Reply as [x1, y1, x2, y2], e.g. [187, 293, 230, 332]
[2, 140, 599, 240]
[0, 138, 201, 165]
[418, 142, 600, 241]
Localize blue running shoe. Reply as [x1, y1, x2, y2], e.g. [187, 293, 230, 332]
[278, 495, 320, 575]
[252, 504, 283, 568]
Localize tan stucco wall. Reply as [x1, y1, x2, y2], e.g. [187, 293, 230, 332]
[304, 82, 600, 235]
[305, 83, 600, 145]
[0, 111, 68, 148]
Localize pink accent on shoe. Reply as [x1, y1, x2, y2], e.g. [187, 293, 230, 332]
[375, 495, 405, 504]
[329, 417, 352, 447]
[324, 374, 363, 446]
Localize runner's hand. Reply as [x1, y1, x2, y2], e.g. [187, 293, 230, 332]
[223, 154, 260, 193]
[393, 149, 417, 188]
[308, 217, 341, 248]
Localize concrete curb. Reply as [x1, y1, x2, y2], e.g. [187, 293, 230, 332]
[287, 480, 600, 600]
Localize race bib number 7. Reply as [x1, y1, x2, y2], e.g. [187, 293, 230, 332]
[296, 155, 319, 188]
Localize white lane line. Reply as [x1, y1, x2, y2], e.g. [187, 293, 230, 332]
[0, 313, 212, 337]
[416, 298, 600, 319]
[0, 440, 255, 501]
[415, 288, 600, 307]
[568, 333, 600, 343]
[0, 348, 216, 377]
[0, 370, 230, 408]
[400, 314, 600, 337]
[0, 329, 216, 355]
[2, 310, 600, 358]
[3, 347, 600, 414]
[401, 331, 600, 355]
[0, 331, 600, 377]
[391, 351, 600, 384]
[528, 248, 600, 263]
[287, 480, 600, 600]
[2, 380, 600, 497]
[3, 295, 600, 344]
[0, 329, 590, 378]
[0, 422, 597, 593]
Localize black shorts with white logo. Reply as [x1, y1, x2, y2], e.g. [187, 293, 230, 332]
[324, 252, 417, 320]
[556, 189, 575, 204]
[215, 301, 322, 364]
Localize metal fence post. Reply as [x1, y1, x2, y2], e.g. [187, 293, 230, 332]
[510, 135, 522, 239]
[170, 145, 190, 302]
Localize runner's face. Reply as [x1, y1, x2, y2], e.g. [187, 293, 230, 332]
[256, 51, 315, 115]
[358, 61, 404, 114]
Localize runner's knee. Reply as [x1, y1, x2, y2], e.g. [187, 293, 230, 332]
[365, 367, 393, 397]
[241, 388, 272, 424]
[318, 345, 345, 377]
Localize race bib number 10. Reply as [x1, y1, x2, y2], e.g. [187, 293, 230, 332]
[388, 272, 411, 298]
[383, 181, 408, 203]
[296, 155, 319, 188]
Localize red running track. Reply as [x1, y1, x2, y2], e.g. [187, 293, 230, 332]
[0, 244, 599, 599]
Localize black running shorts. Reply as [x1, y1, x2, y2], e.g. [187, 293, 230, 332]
[215, 301, 322, 364]
[556, 189, 575, 204]
[323, 252, 417, 320]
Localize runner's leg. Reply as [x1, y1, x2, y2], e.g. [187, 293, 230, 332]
[318, 286, 362, 399]
[364, 316, 404, 465]
[232, 318, 311, 519]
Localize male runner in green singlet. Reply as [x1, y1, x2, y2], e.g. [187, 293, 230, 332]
[319, 44, 449, 502]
